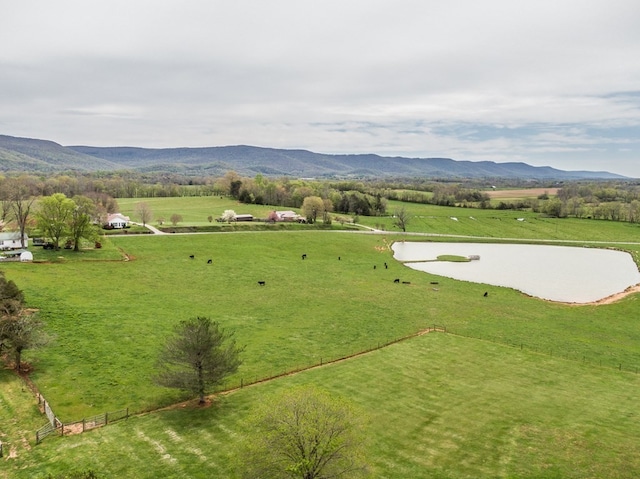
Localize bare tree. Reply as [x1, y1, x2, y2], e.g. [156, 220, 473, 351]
[170, 213, 183, 226]
[0, 311, 48, 372]
[155, 317, 243, 404]
[392, 207, 411, 232]
[239, 386, 369, 479]
[1, 178, 36, 248]
[135, 202, 153, 226]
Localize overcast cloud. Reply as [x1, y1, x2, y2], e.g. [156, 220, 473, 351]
[2, 0, 640, 177]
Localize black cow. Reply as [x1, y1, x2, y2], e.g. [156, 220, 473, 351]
[207, 259, 212, 264]
[302, 254, 307, 260]
[483, 291, 488, 297]
[384, 262, 388, 269]
[189, 255, 195, 259]
[258, 281, 266, 286]
[394, 278, 400, 283]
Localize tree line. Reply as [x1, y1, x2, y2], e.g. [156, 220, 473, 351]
[3, 172, 640, 225]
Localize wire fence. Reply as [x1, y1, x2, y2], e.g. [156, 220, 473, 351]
[445, 328, 640, 375]
[32, 323, 638, 446]
[36, 391, 129, 444]
[229, 325, 447, 392]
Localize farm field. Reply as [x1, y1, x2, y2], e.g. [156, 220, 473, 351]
[117, 194, 640, 243]
[4, 333, 640, 478]
[116, 196, 285, 226]
[2, 198, 640, 478]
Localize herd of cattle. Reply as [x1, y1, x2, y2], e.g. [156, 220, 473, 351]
[187, 252, 488, 296]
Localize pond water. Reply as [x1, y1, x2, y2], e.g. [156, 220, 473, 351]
[392, 242, 640, 303]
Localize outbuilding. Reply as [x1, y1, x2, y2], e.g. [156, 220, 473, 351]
[0, 232, 28, 250]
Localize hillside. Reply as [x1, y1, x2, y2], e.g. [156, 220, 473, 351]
[0, 135, 120, 172]
[0, 134, 627, 179]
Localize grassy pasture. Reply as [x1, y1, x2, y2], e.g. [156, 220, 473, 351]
[2, 198, 640, 478]
[360, 199, 640, 242]
[4, 333, 640, 478]
[115, 195, 640, 244]
[116, 196, 284, 226]
[6, 230, 639, 419]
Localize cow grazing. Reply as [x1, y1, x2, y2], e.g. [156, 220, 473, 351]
[402, 281, 411, 284]
[258, 281, 266, 286]
[484, 291, 488, 297]
[374, 265, 377, 269]
[384, 262, 388, 269]
[189, 255, 195, 259]
[302, 254, 307, 260]
[338, 256, 341, 261]
[394, 278, 400, 283]
[207, 259, 212, 264]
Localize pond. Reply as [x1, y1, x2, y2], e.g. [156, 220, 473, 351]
[392, 242, 640, 303]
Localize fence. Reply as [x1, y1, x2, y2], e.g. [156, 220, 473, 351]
[232, 325, 447, 391]
[36, 391, 129, 444]
[445, 328, 640, 375]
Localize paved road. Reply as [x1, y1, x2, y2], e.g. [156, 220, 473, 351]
[129, 222, 640, 246]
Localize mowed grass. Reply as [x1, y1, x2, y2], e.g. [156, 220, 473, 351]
[4, 230, 640, 421]
[3, 199, 640, 478]
[116, 196, 285, 226]
[359, 199, 640, 242]
[6, 232, 445, 418]
[5, 333, 640, 479]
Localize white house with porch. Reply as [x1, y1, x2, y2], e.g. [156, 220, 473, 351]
[0, 232, 28, 250]
[105, 213, 131, 229]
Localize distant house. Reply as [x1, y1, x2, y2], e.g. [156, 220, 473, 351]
[0, 232, 28, 250]
[274, 210, 304, 222]
[105, 213, 131, 229]
[234, 214, 254, 222]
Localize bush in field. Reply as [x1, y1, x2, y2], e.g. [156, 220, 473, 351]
[238, 386, 369, 479]
[170, 213, 183, 226]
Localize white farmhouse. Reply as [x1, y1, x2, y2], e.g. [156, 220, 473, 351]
[105, 213, 131, 229]
[0, 232, 28, 250]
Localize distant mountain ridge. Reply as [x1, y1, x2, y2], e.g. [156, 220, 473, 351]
[0, 134, 627, 180]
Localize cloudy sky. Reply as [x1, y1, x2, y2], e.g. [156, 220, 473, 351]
[2, 1, 640, 177]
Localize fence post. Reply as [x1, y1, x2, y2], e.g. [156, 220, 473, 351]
[0, 440, 3, 458]
[106, 412, 109, 425]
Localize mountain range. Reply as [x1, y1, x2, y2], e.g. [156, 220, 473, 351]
[0, 134, 626, 180]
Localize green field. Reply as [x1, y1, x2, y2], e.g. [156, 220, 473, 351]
[2, 199, 640, 478]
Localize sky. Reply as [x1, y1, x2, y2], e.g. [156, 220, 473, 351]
[2, 1, 640, 178]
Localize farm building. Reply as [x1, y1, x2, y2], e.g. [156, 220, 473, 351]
[0, 232, 28, 250]
[234, 214, 254, 222]
[105, 213, 131, 229]
[272, 210, 304, 222]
